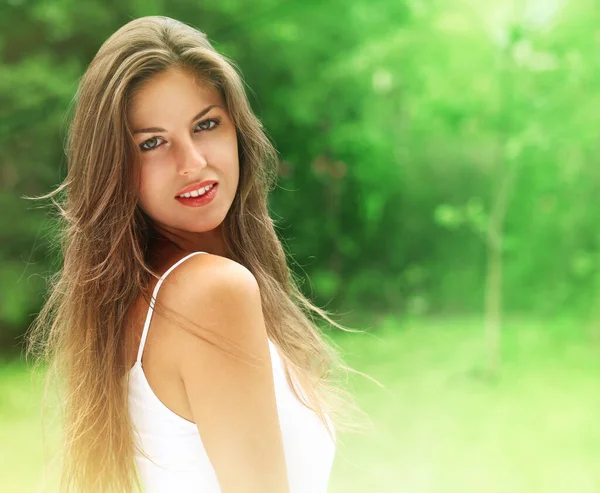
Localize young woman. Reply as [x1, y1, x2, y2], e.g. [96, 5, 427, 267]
[26, 15, 370, 493]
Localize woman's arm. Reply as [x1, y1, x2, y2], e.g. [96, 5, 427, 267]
[165, 254, 290, 493]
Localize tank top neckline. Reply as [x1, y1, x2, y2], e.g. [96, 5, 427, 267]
[128, 251, 208, 427]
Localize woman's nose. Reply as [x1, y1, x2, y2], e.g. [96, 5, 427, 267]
[177, 138, 208, 175]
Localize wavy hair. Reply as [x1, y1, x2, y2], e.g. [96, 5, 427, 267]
[25, 15, 375, 493]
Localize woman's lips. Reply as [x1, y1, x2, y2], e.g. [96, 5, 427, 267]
[175, 183, 218, 207]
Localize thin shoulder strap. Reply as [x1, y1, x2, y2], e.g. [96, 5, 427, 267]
[136, 251, 208, 365]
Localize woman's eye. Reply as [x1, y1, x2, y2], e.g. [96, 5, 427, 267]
[140, 136, 163, 152]
[196, 118, 220, 131]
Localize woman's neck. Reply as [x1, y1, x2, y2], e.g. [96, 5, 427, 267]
[147, 226, 229, 272]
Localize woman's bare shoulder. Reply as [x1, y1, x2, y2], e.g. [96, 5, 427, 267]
[167, 251, 257, 288]
[157, 252, 262, 338]
[166, 252, 256, 286]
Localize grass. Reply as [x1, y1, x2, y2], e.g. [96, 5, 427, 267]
[1, 315, 599, 492]
[0, 356, 61, 493]
[328, 314, 600, 493]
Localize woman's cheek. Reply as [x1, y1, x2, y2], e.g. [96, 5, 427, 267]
[138, 177, 163, 217]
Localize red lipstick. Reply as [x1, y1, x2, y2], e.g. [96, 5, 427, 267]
[175, 181, 219, 207]
[175, 180, 218, 198]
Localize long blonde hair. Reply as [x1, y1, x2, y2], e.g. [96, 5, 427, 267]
[25, 15, 375, 493]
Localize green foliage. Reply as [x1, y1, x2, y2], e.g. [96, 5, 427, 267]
[2, 0, 600, 348]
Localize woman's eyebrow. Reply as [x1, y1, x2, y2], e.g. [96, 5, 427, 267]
[133, 104, 223, 134]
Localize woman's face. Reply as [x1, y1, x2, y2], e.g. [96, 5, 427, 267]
[127, 67, 239, 244]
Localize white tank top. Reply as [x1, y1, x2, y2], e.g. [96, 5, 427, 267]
[127, 252, 336, 492]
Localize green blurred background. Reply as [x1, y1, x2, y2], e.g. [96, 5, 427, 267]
[2, 0, 599, 492]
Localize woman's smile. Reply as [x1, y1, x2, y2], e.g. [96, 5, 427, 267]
[175, 182, 219, 207]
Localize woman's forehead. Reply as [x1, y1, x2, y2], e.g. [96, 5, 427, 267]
[128, 68, 223, 125]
